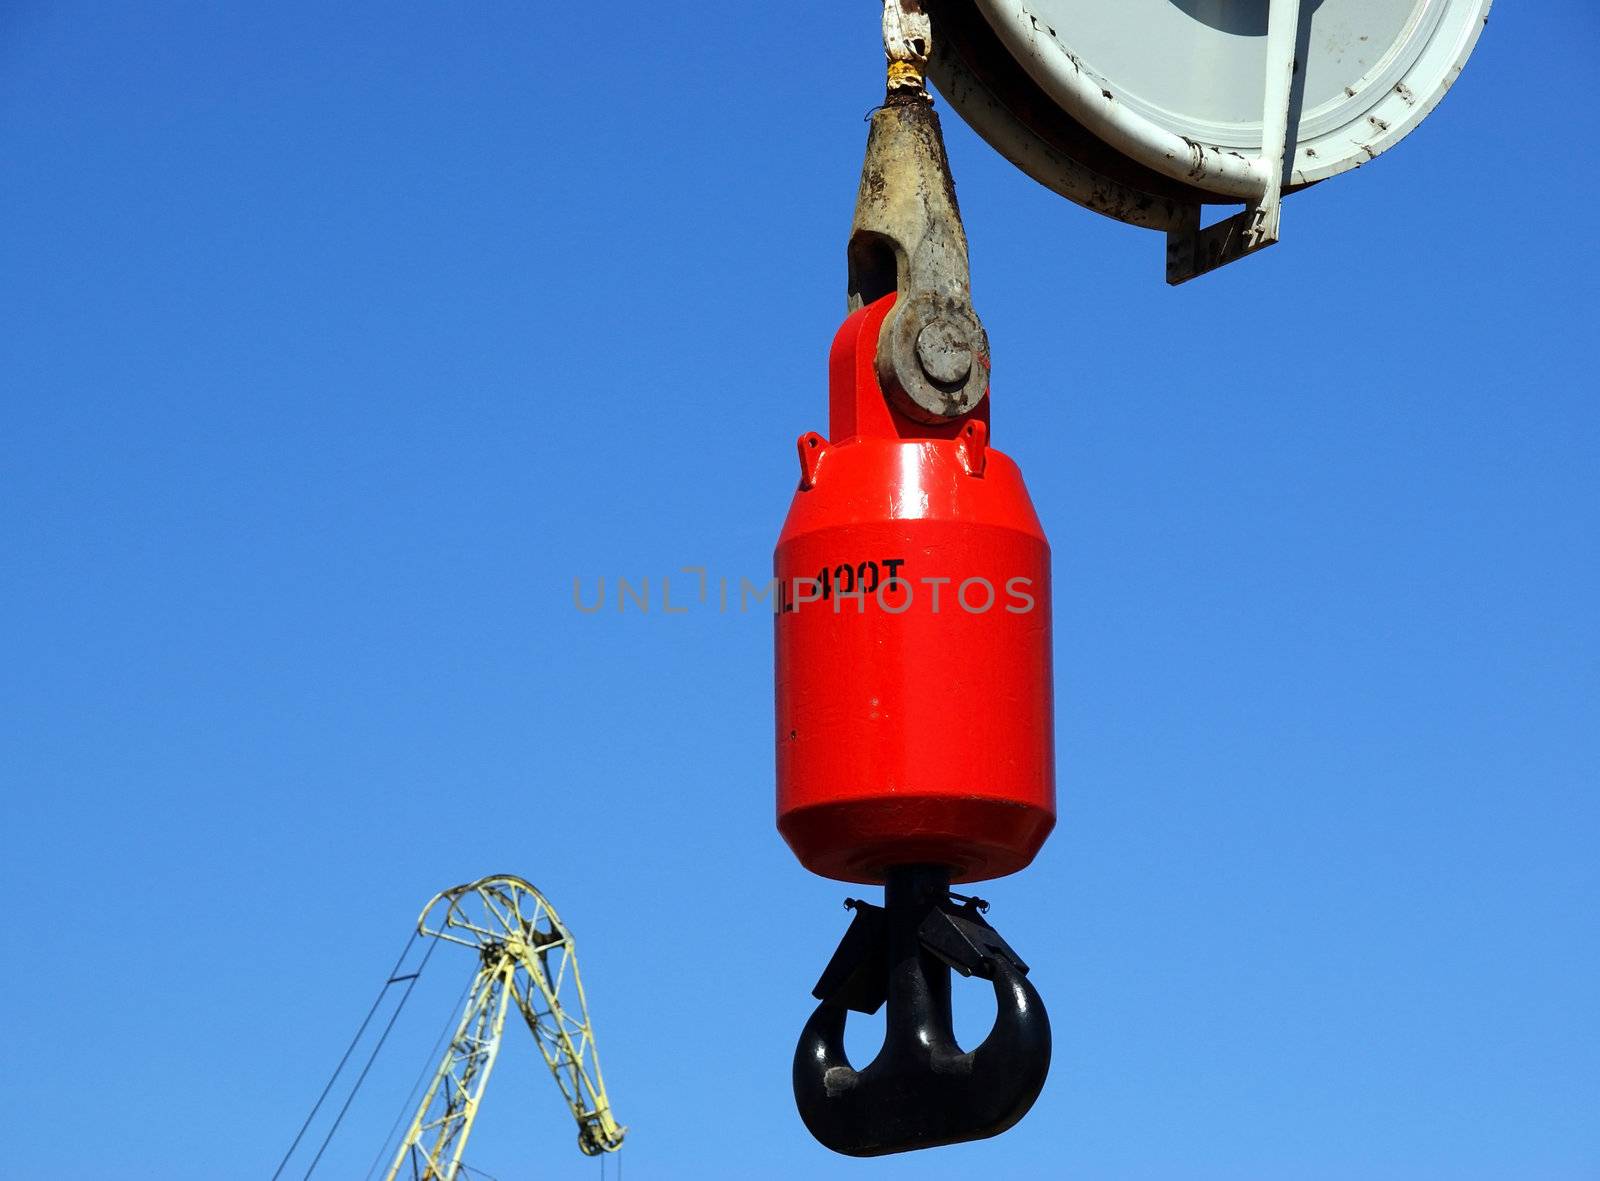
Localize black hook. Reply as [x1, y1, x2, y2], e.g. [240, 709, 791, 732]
[793, 866, 1051, 1156]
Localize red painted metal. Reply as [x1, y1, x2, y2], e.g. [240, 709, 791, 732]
[774, 294, 1055, 885]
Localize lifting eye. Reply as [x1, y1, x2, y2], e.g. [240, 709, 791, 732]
[848, 231, 899, 310]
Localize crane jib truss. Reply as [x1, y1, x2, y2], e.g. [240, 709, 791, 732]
[384, 875, 625, 1181]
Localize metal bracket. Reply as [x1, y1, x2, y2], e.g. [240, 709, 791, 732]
[1165, 199, 1279, 284]
[1165, 0, 1302, 284]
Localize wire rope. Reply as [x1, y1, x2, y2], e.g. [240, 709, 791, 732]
[362, 969, 477, 1181]
[299, 933, 440, 1178]
[271, 930, 422, 1180]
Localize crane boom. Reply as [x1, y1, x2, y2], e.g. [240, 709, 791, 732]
[384, 875, 625, 1180]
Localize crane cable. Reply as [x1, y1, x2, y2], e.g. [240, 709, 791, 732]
[361, 969, 477, 1181]
[271, 928, 438, 1180]
[300, 934, 439, 1178]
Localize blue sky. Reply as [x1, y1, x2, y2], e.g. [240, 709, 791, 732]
[2, 3, 1596, 1178]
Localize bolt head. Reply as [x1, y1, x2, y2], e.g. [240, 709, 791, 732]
[915, 319, 973, 386]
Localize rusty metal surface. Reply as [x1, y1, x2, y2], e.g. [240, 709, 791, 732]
[1164, 203, 1279, 284]
[924, 0, 1199, 232]
[882, 0, 933, 93]
[849, 99, 991, 423]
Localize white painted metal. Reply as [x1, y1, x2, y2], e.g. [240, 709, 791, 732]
[967, 0, 1492, 197]
[1161, 0, 1300, 277]
[1255, 0, 1301, 232]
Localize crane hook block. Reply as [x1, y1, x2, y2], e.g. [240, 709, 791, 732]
[793, 865, 1052, 1156]
[774, 293, 1056, 885]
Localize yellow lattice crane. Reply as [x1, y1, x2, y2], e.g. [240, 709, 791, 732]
[383, 875, 625, 1180]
